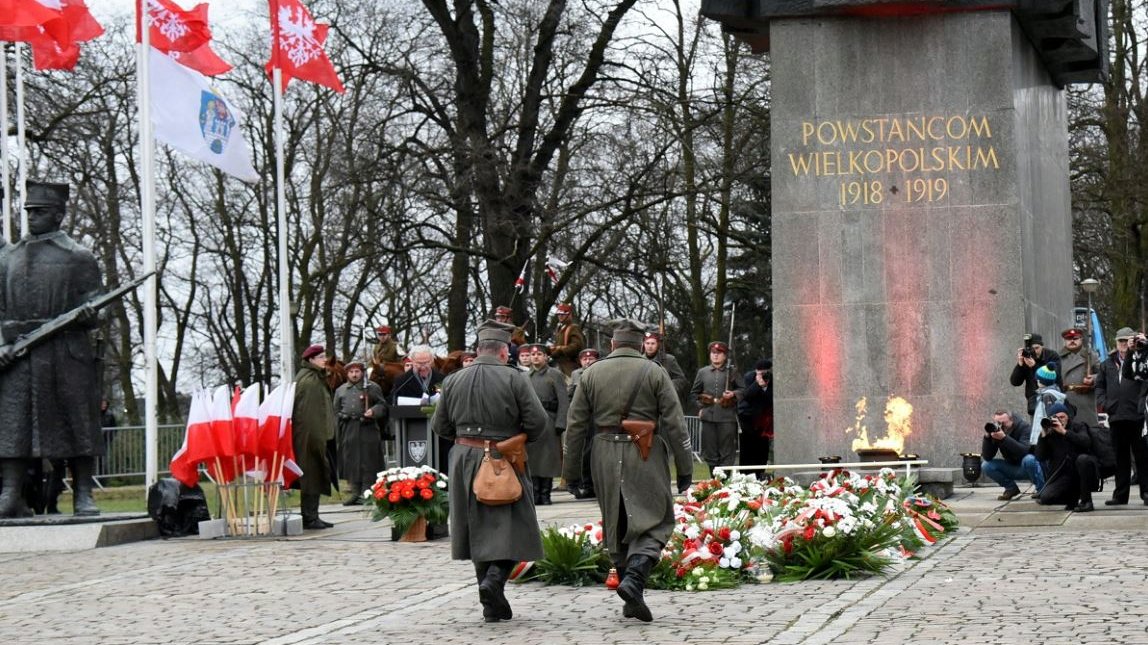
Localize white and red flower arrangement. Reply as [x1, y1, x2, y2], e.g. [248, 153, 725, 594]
[366, 466, 449, 534]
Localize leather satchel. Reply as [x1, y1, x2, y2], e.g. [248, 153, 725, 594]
[620, 419, 656, 461]
[473, 437, 525, 506]
[495, 433, 528, 476]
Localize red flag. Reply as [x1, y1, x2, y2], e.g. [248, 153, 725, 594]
[169, 390, 213, 486]
[257, 383, 285, 461]
[276, 382, 300, 488]
[138, 0, 211, 54]
[25, 26, 79, 70]
[266, 0, 345, 93]
[166, 41, 232, 76]
[207, 385, 237, 482]
[0, 1, 101, 71]
[0, 0, 60, 29]
[61, 0, 101, 42]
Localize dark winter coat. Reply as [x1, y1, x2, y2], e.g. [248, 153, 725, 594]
[1009, 348, 1061, 415]
[390, 368, 444, 404]
[1036, 420, 1091, 492]
[430, 354, 549, 562]
[292, 362, 335, 497]
[564, 348, 693, 560]
[980, 413, 1033, 464]
[1096, 351, 1144, 423]
[333, 378, 387, 489]
[0, 232, 102, 459]
[527, 364, 568, 477]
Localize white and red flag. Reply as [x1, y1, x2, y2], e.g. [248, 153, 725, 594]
[138, 0, 211, 54]
[544, 256, 568, 285]
[266, 0, 344, 93]
[169, 390, 213, 487]
[232, 383, 261, 465]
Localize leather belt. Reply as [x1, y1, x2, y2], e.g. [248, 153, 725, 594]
[455, 437, 491, 449]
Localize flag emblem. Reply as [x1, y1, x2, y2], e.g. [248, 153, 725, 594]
[199, 91, 235, 155]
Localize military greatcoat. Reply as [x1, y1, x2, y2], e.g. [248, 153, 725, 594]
[563, 347, 693, 561]
[0, 232, 102, 459]
[431, 354, 549, 562]
[527, 364, 569, 478]
[1058, 346, 1100, 428]
[333, 378, 388, 491]
[292, 362, 335, 497]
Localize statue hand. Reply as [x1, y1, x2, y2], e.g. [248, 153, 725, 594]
[75, 305, 98, 324]
[0, 345, 15, 368]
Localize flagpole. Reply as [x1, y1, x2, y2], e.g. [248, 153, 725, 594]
[14, 43, 27, 237]
[138, 0, 160, 489]
[0, 44, 9, 243]
[273, 53, 293, 383]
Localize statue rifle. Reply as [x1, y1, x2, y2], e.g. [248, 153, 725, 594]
[4, 271, 155, 360]
[725, 302, 737, 392]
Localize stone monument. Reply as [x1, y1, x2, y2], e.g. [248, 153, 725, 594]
[701, 1, 1108, 466]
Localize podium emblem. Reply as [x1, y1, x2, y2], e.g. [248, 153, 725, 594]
[408, 440, 427, 464]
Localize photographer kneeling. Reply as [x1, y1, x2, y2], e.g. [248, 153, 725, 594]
[981, 410, 1043, 501]
[1035, 403, 1115, 512]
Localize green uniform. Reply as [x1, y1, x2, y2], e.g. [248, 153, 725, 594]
[431, 354, 549, 562]
[527, 364, 569, 477]
[292, 362, 335, 523]
[564, 347, 692, 562]
[333, 378, 387, 495]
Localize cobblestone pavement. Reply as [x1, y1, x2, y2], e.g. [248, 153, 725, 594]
[2, 487, 1147, 644]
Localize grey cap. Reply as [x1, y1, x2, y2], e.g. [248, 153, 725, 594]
[1116, 327, 1137, 340]
[24, 181, 69, 208]
[609, 318, 649, 344]
[476, 319, 514, 344]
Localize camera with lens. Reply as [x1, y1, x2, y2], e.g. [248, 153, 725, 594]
[984, 422, 1002, 434]
[1137, 337, 1148, 351]
[1039, 417, 1059, 429]
[1021, 334, 1035, 359]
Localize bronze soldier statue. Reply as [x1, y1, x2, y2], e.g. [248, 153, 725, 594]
[0, 182, 103, 518]
[564, 318, 693, 623]
[431, 320, 549, 623]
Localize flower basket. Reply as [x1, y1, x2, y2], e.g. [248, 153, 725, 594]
[368, 466, 450, 540]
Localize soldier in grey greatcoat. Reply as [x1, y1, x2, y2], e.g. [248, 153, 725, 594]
[0, 182, 103, 518]
[333, 361, 387, 505]
[524, 343, 568, 505]
[1057, 328, 1099, 429]
[567, 348, 599, 499]
[564, 319, 693, 623]
[690, 341, 745, 477]
[431, 320, 549, 623]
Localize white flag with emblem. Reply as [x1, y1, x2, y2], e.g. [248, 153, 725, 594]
[148, 48, 258, 182]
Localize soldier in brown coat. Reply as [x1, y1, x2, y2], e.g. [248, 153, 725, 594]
[548, 302, 584, 377]
[431, 320, 549, 623]
[564, 319, 693, 623]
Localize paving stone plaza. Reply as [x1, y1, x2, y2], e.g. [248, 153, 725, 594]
[2, 485, 1146, 644]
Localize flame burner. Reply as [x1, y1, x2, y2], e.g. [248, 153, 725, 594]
[854, 447, 901, 463]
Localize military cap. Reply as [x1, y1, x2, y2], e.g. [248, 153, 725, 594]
[344, 361, 365, 371]
[579, 348, 600, 360]
[476, 319, 514, 344]
[375, 325, 392, 334]
[1061, 328, 1083, 340]
[708, 341, 729, 354]
[494, 305, 512, 316]
[301, 344, 325, 360]
[24, 181, 69, 208]
[609, 318, 648, 344]
[522, 343, 549, 354]
[555, 303, 573, 315]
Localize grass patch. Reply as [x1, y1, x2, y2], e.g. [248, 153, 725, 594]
[53, 483, 342, 517]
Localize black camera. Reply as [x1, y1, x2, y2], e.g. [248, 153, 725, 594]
[1137, 337, 1148, 351]
[984, 422, 1001, 434]
[1021, 347, 1034, 359]
[1039, 417, 1059, 429]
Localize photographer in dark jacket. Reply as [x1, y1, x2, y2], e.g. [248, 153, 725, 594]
[1097, 327, 1148, 505]
[1009, 333, 1061, 417]
[737, 359, 773, 470]
[1035, 403, 1114, 512]
[980, 410, 1042, 501]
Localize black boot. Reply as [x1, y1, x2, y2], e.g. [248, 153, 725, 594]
[0, 459, 33, 518]
[540, 478, 553, 505]
[478, 560, 514, 622]
[617, 554, 655, 622]
[301, 492, 330, 529]
[532, 477, 544, 505]
[71, 458, 100, 517]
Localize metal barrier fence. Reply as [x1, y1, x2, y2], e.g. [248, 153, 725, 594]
[89, 417, 706, 484]
[96, 424, 186, 483]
